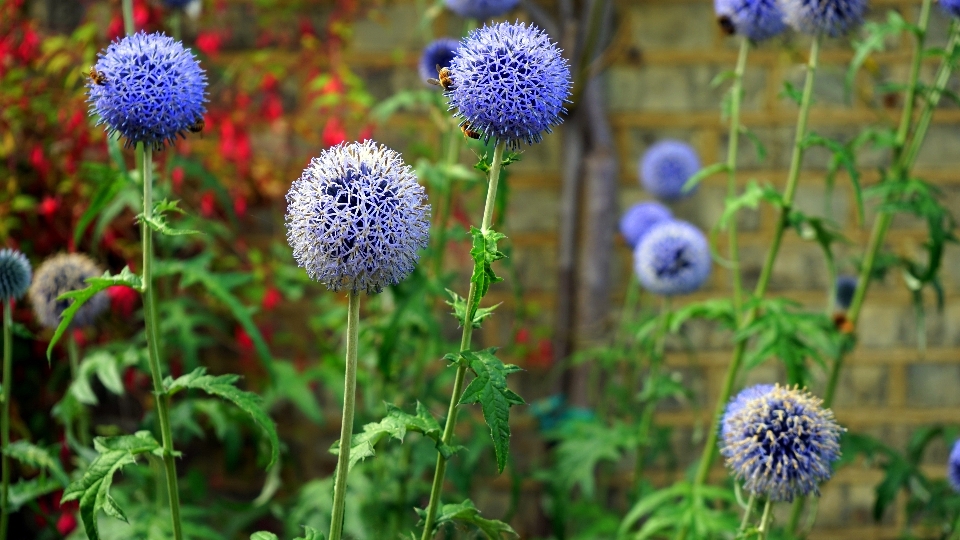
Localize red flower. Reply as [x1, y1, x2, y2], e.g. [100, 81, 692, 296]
[322, 117, 346, 148]
[107, 285, 139, 318]
[56, 512, 77, 535]
[261, 73, 279, 92]
[235, 327, 254, 352]
[200, 191, 216, 218]
[71, 329, 87, 349]
[233, 193, 247, 218]
[261, 287, 282, 311]
[358, 123, 375, 142]
[262, 94, 284, 121]
[171, 166, 185, 190]
[195, 31, 223, 57]
[30, 145, 50, 179]
[37, 195, 59, 218]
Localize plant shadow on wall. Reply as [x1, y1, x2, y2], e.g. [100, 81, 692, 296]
[0, 0, 959, 539]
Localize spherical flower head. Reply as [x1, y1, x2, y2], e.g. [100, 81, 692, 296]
[447, 22, 572, 150]
[419, 38, 460, 86]
[0, 249, 32, 302]
[29, 254, 109, 330]
[780, 0, 867, 37]
[444, 0, 518, 19]
[285, 140, 431, 294]
[88, 31, 207, 150]
[721, 384, 843, 502]
[714, 0, 787, 42]
[720, 384, 776, 447]
[948, 439, 960, 492]
[619, 202, 672, 249]
[633, 220, 712, 296]
[640, 140, 701, 201]
[941, 0, 960, 19]
[835, 275, 857, 310]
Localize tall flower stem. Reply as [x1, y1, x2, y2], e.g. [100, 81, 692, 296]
[432, 126, 463, 276]
[329, 291, 361, 540]
[631, 296, 671, 496]
[141, 146, 184, 540]
[683, 35, 822, 534]
[122, 0, 134, 36]
[67, 334, 90, 447]
[726, 37, 750, 314]
[756, 499, 773, 540]
[420, 141, 506, 540]
[737, 493, 757, 537]
[1, 299, 12, 540]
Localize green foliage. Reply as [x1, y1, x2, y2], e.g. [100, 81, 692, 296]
[446, 288, 500, 328]
[47, 266, 143, 360]
[467, 226, 507, 321]
[550, 419, 636, 497]
[618, 482, 738, 540]
[417, 499, 518, 539]
[61, 432, 162, 540]
[3, 441, 70, 511]
[454, 348, 524, 473]
[166, 367, 280, 468]
[474, 150, 522, 173]
[331, 401, 460, 472]
[682, 162, 729, 193]
[69, 349, 134, 405]
[846, 11, 916, 99]
[74, 161, 131, 244]
[136, 198, 202, 236]
[719, 181, 783, 230]
[801, 133, 865, 223]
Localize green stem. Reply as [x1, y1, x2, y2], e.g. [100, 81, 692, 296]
[757, 499, 773, 540]
[432, 127, 462, 276]
[726, 37, 750, 314]
[632, 296, 671, 496]
[171, 10, 182, 42]
[681, 35, 822, 540]
[1, 300, 12, 540]
[894, 0, 932, 161]
[420, 142, 506, 540]
[737, 493, 757, 538]
[142, 146, 183, 540]
[949, 511, 960, 540]
[329, 291, 361, 540]
[122, 0, 134, 35]
[68, 335, 90, 447]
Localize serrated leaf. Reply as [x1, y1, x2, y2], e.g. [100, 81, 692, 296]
[293, 526, 325, 540]
[7, 476, 64, 511]
[551, 420, 636, 497]
[47, 267, 142, 360]
[331, 401, 458, 471]
[166, 367, 279, 468]
[70, 350, 128, 405]
[780, 80, 803, 105]
[428, 499, 519, 540]
[61, 432, 160, 540]
[457, 348, 524, 473]
[445, 289, 501, 328]
[719, 181, 782, 230]
[467, 227, 507, 323]
[250, 533, 279, 540]
[136, 199, 201, 236]
[75, 164, 130, 245]
[3, 441, 69, 486]
[474, 151, 522, 173]
[681, 162, 728, 193]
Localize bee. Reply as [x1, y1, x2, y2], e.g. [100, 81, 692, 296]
[427, 64, 455, 91]
[88, 67, 107, 86]
[717, 15, 736, 36]
[187, 117, 205, 136]
[832, 312, 855, 335]
[459, 122, 481, 140]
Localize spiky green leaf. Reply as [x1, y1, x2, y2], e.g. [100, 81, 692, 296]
[417, 499, 518, 539]
[467, 227, 507, 323]
[445, 289, 501, 328]
[457, 348, 524, 473]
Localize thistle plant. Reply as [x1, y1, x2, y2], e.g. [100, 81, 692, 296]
[619, 201, 672, 250]
[284, 140, 430, 540]
[0, 249, 31, 540]
[633, 220, 712, 297]
[640, 140, 702, 201]
[419, 38, 460, 85]
[443, 0, 518, 20]
[417, 20, 570, 539]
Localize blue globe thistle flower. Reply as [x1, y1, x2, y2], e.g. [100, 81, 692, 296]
[721, 384, 843, 502]
[619, 202, 672, 249]
[162, 0, 194, 8]
[780, 0, 867, 37]
[88, 31, 207, 150]
[419, 38, 460, 86]
[444, 0, 518, 19]
[835, 275, 857, 310]
[633, 220, 712, 296]
[714, 0, 787, 42]
[640, 140, 701, 201]
[447, 22, 572, 150]
[29, 254, 109, 330]
[285, 140, 431, 294]
[948, 439, 960, 492]
[941, 0, 960, 18]
[720, 384, 775, 446]
[0, 249, 32, 302]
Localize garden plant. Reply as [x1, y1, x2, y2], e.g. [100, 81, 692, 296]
[2, 0, 960, 539]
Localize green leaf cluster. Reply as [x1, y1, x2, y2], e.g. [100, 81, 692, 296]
[467, 227, 507, 323]
[417, 499, 518, 539]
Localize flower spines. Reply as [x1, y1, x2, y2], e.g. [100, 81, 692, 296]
[444, 0, 519, 20]
[949, 439, 960, 492]
[619, 202, 672, 249]
[285, 140, 431, 294]
[633, 220, 712, 296]
[720, 384, 776, 445]
[446, 22, 571, 150]
[721, 384, 843, 502]
[0, 249, 32, 302]
[88, 31, 207, 150]
[28, 253, 109, 330]
[640, 140, 701, 201]
[420, 38, 460, 85]
[714, 0, 787, 42]
[780, 0, 867, 37]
